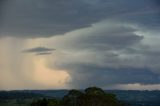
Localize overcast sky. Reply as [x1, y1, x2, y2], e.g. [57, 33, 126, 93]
[0, 0, 160, 90]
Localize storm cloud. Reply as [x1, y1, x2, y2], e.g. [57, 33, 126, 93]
[44, 19, 160, 89]
[1, 0, 160, 90]
[0, 0, 160, 38]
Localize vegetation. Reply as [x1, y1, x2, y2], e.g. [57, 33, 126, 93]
[0, 91, 43, 100]
[30, 87, 125, 106]
[1, 89, 160, 106]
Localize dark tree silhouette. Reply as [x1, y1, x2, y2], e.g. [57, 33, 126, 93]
[31, 98, 48, 106]
[30, 87, 125, 106]
[62, 87, 125, 106]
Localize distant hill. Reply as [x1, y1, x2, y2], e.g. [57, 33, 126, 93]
[23, 90, 68, 98]
[107, 90, 160, 106]
[0, 90, 160, 106]
[0, 91, 44, 100]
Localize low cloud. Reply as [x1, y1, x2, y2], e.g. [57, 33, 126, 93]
[22, 47, 55, 55]
[36, 52, 52, 55]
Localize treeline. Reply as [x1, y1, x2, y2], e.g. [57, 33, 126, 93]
[0, 91, 43, 100]
[31, 87, 125, 106]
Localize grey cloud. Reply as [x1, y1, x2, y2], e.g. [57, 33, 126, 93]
[0, 0, 160, 38]
[49, 57, 160, 88]
[0, 0, 93, 38]
[62, 52, 160, 88]
[22, 47, 55, 55]
[57, 22, 144, 51]
[45, 19, 160, 88]
[1, 0, 160, 90]
[36, 52, 52, 55]
[48, 48, 160, 88]
[124, 48, 160, 57]
[68, 67, 160, 88]
[82, 28, 143, 49]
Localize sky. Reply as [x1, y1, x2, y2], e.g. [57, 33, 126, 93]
[0, 0, 160, 90]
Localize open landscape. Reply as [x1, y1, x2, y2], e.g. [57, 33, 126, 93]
[1, 88, 160, 106]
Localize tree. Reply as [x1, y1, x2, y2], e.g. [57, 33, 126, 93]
[31, 98, 48, 106]
[62, 87, 125, 106]
[30, 87, 125, 106]
[62, 89, 83, 106]
[48, 99, 61, 106]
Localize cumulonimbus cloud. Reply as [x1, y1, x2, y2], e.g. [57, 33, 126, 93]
[1, 0, 160, 90]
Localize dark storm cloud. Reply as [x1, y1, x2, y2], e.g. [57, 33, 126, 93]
[0, 0, 93, 38]
[68, 66, 160, 88]
[155, 0, 160, 6]
[22, 47, 55, 55]
[58, 23, 144, 51]
[48, 47, 160, 88]
[52, 60, 160, 88]
[0, 0, 8, 21]
[46, 18, 160, 88]
[124, 48, 160, 57]
[0, 0, 160, 38]
[1, 0, 160, 90]
[81, 27, 143, 49]
[0, 0, 6, 10]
